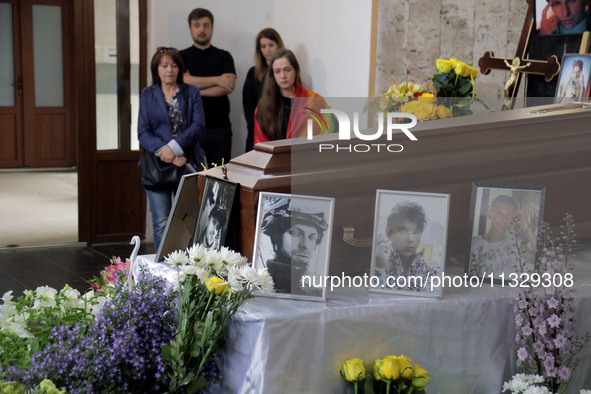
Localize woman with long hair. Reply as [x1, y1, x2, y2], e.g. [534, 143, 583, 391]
[138, 47, 205, 252]
[242, 28, 284, 151]
[254, 49, 334, 143]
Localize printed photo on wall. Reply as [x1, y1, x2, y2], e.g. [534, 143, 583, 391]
[555, 53, 591, 103]
[369, 190, 450, 298]
[535, 0, 590, 36]
[193, 176, 238, 251]
[466, 183, 546, 282]
[252, 192, 334, 301]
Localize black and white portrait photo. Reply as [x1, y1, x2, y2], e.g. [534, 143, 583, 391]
[253, 193, 334, 301]
[194, 177, 237, 251]
[370, 190, 450, 298]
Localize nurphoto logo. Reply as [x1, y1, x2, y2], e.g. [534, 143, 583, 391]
[305, 109, 419, 153]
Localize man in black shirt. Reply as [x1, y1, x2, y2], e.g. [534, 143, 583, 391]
[181, 8, 236, 168]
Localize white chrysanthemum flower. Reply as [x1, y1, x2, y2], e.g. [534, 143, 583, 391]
[227, 267, 245, 293]
[523, 387, 551, 394]
[180, 265, 209, 283]
[176, 271, 187, 286]
[187, 243, 208, 263]
[204, 252, 226, 274]
[32, 286, 58, 309]
[164, 250, 190, 266]
[219, 246, 248, 268]
[255, 268, 275, 293]
[240, 266, 274, 293]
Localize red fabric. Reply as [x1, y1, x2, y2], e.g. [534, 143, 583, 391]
[254, 83, 326, 144]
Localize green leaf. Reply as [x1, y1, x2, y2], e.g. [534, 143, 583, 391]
[458, 81, 472, 95]
[161, 344, 172, 361]
[187, 376, 211, 394]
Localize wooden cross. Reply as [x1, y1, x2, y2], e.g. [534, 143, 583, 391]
[478, 0, 561, 110]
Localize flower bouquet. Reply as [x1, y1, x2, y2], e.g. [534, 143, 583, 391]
[2, 268, 178, 393]
[340, 355, 431, 394]
[161, 244, 273, 392]
[89, 255, 131, 295]
[431, 57, 479, 117]
[379, 80, 452, 122]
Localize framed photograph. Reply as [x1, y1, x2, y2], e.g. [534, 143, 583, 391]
[466, 183, 546, 281]
[369, 190, 450, 298]
[555, 53, 591, 102]
[155, 172, 201, 262]
[534, 0, 590, 36]
[252, 192, 334, 301]
[193, 176, 238, 251]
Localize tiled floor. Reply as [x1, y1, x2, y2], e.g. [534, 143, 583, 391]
[0, 242, 153, 298]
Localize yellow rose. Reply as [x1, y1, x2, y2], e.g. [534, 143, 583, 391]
[436, 58, 454, 73]
[341, 358, 366, 382]
[397, 355, 413, 379]
[386, 356, 405, 380]
[468, 65, 479, 79]
[436, 105, 452, 119]
[204, 275, 227, 294]
[373, 359, 384, 381]
[374, 357, 398, 381]
[417, 93, 436, 103]
[413, 102, 437, 121]
[454, 61, 469, 77]
[412, 363, 431, 390]
[401, 100, 421, 113]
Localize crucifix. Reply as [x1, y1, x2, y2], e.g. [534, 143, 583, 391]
[478, 0, 561, 110]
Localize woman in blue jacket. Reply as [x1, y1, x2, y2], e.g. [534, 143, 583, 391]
[138, 47, 205, 253]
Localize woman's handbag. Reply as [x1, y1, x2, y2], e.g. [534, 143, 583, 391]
[139, 150, 185, 189]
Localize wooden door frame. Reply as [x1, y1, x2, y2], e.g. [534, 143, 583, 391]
[74, 1, 147, 245]
[20, 0, 75, 167]
[0, 0, 23, 168]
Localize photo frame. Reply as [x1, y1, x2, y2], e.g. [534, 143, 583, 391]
[554, 53, 591, 102]
[466, 183, 546, 282]
[155, 172, 201, 262]
[193, 176, 238, 251]
[534, 0, 591, 36]
[369, 190, 450, 298]
[252, 192, 334, 301]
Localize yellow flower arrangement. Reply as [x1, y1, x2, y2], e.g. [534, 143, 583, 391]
[380, 57, 478, 122]
[340, 354, 431, 393]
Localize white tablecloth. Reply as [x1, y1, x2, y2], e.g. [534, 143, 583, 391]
[134, 255, 591, 393]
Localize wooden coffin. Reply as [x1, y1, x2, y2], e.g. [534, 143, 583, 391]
[199, 102, 591, 275]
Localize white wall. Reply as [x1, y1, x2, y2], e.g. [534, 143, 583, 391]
[147, 0, 373, 157]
